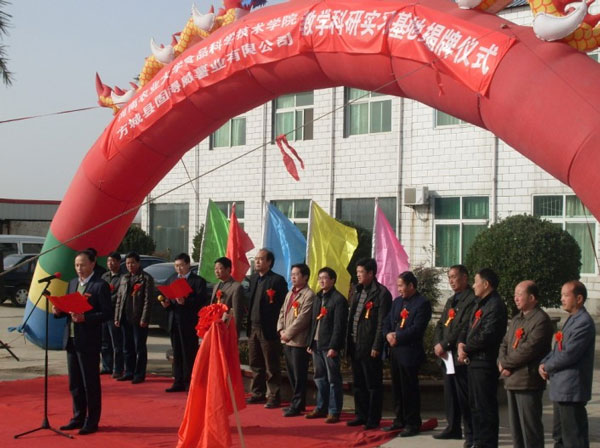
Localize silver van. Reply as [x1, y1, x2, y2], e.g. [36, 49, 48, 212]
[0, 235, 45, 257]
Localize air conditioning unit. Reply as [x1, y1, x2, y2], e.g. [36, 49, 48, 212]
[403, 186, 429, 206]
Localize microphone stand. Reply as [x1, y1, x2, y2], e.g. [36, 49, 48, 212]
[14, 278, 73, 439]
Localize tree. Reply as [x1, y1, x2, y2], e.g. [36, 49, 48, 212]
[117, 225, 156, 255]
[464, 214, 581, 316]
[191, 225, 204, 262]
[0, 1, 13, 86]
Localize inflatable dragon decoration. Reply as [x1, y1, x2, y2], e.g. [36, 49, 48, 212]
[95, 0, 598, 113]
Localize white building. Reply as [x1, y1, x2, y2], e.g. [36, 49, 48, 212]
[141, 4, 599, 316]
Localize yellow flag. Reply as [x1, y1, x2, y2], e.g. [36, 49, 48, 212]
[307, 201, 358, 298]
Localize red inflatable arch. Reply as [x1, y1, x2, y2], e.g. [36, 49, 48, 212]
[25, 0, 600, 348]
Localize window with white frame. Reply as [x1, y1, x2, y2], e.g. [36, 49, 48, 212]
[434, 197, 489, 267]
[271, 199, 310, 236]
[344, 88, 392, 136]
[435, 110, 466, 127]
[149, 203, 190, 260]
[214, 201, 245, 228]
[336, 197, 397, 232]
[273, 91, 314, 141]
[533, 195, 597, 274]
[210, 117, 246, 148]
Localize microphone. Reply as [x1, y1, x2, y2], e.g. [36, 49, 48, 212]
[38, 272, 62, 283]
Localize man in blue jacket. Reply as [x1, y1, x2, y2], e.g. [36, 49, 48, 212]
[382, 271, 432, 437]
[539, 280, 596, 448]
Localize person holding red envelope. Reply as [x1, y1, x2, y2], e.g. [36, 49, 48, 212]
[52, 249, 112, 435]
[160, 252, 207, 392]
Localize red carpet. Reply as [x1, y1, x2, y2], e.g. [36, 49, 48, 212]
[0, 375, 435, 447]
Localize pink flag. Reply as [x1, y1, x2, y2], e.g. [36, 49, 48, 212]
[374, 203, 410, 299]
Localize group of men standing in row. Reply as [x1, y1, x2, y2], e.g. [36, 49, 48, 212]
[53, 247, 595, 448]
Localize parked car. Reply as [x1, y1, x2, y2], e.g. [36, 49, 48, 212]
[1, 254, 38, 307]
[143, 262, 201, 331]
[118, 255, 166, 274]
[0, 235, 44, 257]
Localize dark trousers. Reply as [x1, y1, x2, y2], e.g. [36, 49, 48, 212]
[121, 319, 148, 380]
[553, 401, 589, 448]
[468, 364, 499, 448]
[102, 320, 123, 375]
[507, 389, 545, 448]
[351, 355, 383, 426]
[283, 345, 309, 411]
[312, 346, 343, 416]
[100, 322, 113, 372]
[443, 363, 472, 441]
[248, 326, 282, 400]
[66, 338, 101, 428]
[390, 350, 421, 429]
[170, 320, 199, 388]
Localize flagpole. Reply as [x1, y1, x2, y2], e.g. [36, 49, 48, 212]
[372, 198, 378, 258]
[226, 373, 246, 448]
[306, 200, 313, 265]
[261, 200, 269, 248]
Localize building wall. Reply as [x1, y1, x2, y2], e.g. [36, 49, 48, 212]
[141, 6, 599, 315]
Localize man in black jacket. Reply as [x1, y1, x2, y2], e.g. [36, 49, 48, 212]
[100, 251, 123, 379]
[306, 267, 348, 423]
[246, 248, 288, 408]
[346, 258, 392, 430]
[432, 264, 476, 442]
[382, 271, 432, 437]
[160, 252, 207, 392]
[458, 268, 508, 448]
[53, 249, 112, 435]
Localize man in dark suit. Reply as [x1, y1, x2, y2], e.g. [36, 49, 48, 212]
[382, 271, 432, 437]
[432, 264, 476, 442]
[114, 251, 154, 384]
[540, 280, 596, 448]
[346, 258, 392, 430]
[458, 268, 508, 448]
[306, 267, 348, 424]
[211, 256, 244, 337]
[100, 251, 123, 379]
[246, 248, 288, 408]
[160, 252, 207, 392]
[53, 249, 112, 435]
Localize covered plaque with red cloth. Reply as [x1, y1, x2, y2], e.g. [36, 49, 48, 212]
[177, 316, 245, 448]
[48, 292, 93, 314]
[157, 278, 193, 299]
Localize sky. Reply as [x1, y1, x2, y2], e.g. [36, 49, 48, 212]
[0, 0, 282, 201]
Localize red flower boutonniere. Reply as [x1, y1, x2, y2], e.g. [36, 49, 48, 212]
[364, 301, 374, 319]
[109, 284, 115, 293]
[316, 306, 327, 320]
[555, 331, 563, 351]
[400, 308, 409, 328]
[131, 283, 142, 297]
[472, 309, 483, 328]
[266, 288, 276, 304]
[445, 308, 456, 327]
[513, 328, 524, 349]
[216, 289, 223, 304]
[292, 300, 300, 317]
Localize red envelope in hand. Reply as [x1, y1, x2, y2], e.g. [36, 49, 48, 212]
[48, 292, 93, 314]
[157, 278, 193, 300]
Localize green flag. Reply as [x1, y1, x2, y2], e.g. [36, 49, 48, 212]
[199, 200, 229, 283]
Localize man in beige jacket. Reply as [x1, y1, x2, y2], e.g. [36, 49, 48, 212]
[277, 263, 316, 417]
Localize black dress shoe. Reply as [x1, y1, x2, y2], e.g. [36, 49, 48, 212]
[264, 399, 280, 409]
[433, 430, 462, 439]
[59, 421, 83, 431]
[346, 418, 366, 427]
[381, 423, 404, 432]
[166, 385, 186, 392]
[400, 427, 420, 437]
[112, 372, 123, 379]
[246, 395, 266, 404]
[116, 374, 133, 381]
[283, 408, 301, 417]
[78, 426, 98, 435]
[131, 377, 145, 384]
[100, 369, 111, 375]
[364, 423, 379, 430]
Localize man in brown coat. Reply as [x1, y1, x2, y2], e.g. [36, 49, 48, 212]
[277, 263, 315, 417]
[211, 257, 244, 337]
[498, 280, 553, 448]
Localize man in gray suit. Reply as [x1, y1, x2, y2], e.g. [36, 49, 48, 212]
[539, 280, 596, 448]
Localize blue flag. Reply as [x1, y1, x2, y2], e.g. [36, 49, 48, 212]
[263, 203, 307, 289]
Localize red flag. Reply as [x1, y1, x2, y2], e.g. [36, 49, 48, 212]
[177, 318, 245, 448]
[226, 203, 254, 282]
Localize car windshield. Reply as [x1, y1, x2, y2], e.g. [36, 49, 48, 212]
[3, 254, 35, 269]
[143, 263, 175, 284]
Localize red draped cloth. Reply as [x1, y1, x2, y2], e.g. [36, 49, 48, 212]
[177, 318, 246, 448]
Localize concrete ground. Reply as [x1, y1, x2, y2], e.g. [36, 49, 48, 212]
[1, 302, 598, 447]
